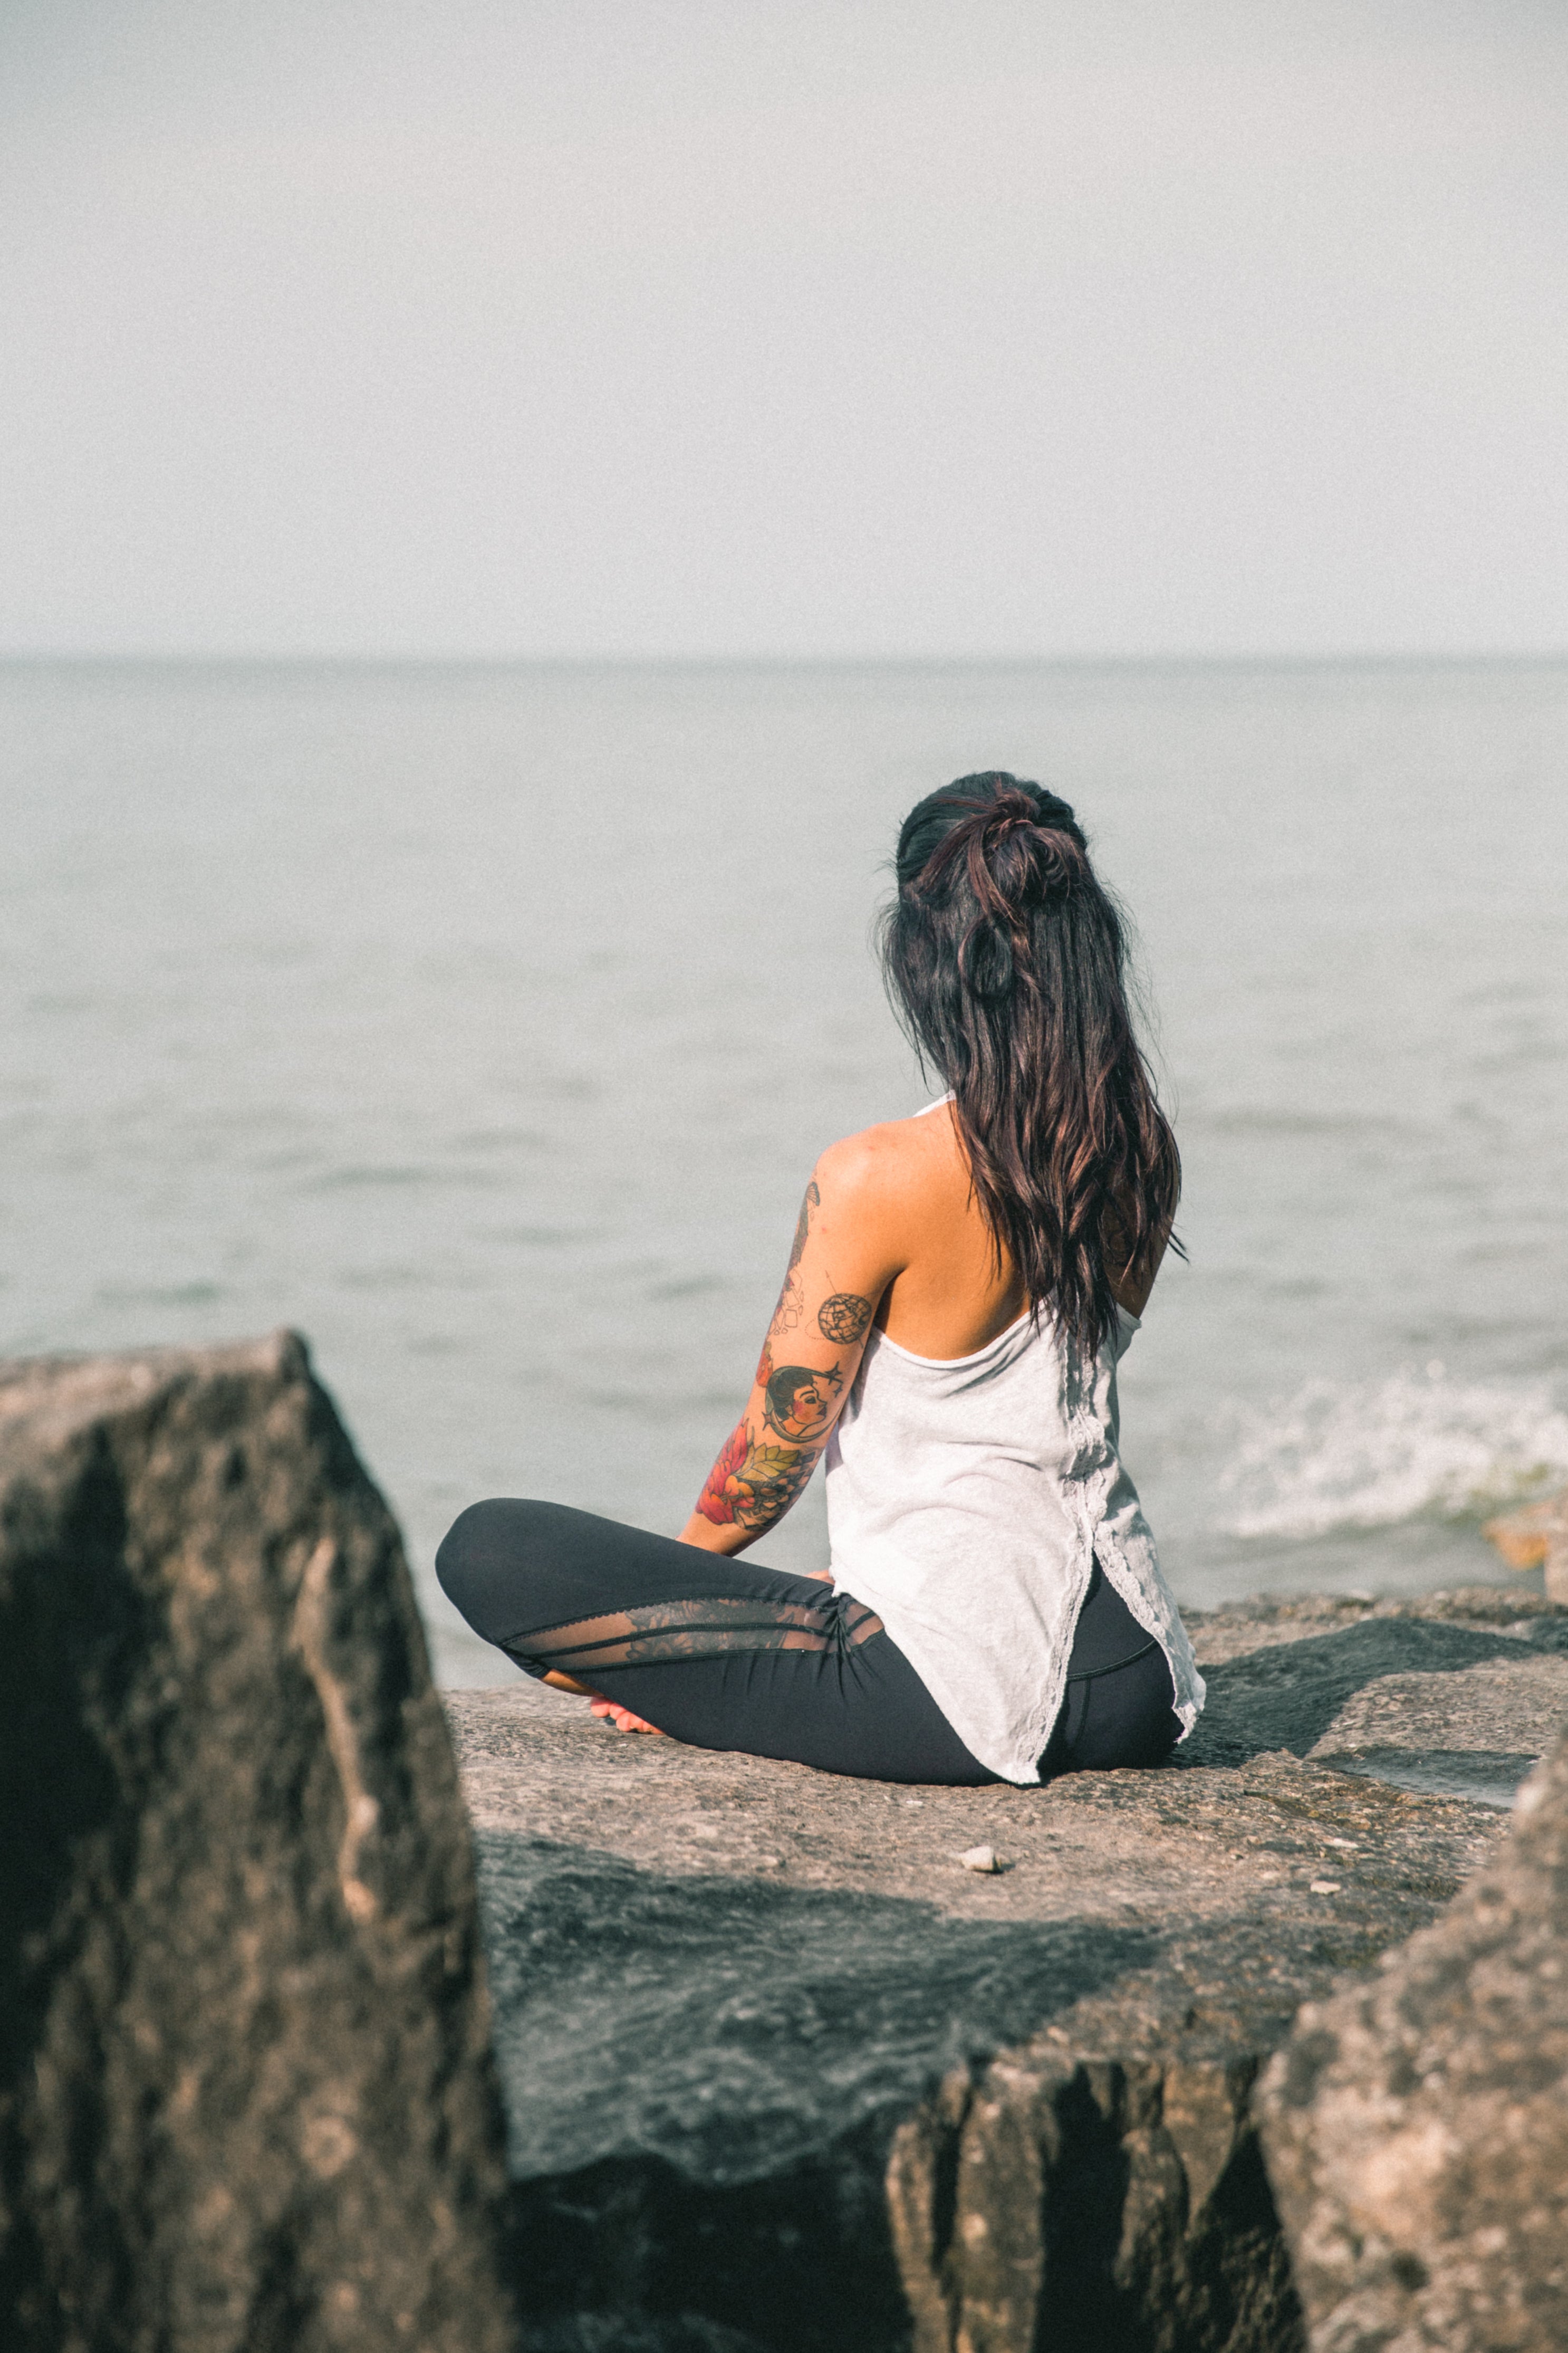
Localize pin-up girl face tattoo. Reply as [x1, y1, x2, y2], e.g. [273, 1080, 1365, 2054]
[762, 1359, 843, 1444]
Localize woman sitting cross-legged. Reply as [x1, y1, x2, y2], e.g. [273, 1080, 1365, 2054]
[437, 773, 1205, 1786]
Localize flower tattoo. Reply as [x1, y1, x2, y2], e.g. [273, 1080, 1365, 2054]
[696, 1418, 817, 1531]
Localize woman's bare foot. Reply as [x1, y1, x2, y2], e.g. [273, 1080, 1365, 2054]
[588, 1697, 664, 1735]
[540, 1667, 661, 1733]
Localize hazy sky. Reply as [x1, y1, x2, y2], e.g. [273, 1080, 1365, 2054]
[3, 1, 1565, 658]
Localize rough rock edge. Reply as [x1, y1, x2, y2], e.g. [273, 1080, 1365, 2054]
[1185, 1583, 1565, 1666]
[888, 2040, 1301, 2353]
[0, 1330, 515, 2353]
[453, 1679, 1511, 2350]
[1257, 1725, 1568, 2353]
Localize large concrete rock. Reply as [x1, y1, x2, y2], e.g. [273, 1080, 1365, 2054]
[447, 1587, 1567, 2353]
[1258, 1723, 1568, 2353]
[0, 1333, 514, 2353]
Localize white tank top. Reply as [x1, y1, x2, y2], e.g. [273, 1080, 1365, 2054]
[824, 1114, 1205, 1785]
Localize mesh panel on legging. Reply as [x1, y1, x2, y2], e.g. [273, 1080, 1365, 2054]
[435, 1497, 990, 1783]
[512, 1591, 884, 1677]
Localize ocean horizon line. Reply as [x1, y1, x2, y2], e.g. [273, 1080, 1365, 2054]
[4, 647, 1567, 675]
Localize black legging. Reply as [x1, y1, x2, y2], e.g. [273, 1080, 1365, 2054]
[436, 1500, 1180, 1787]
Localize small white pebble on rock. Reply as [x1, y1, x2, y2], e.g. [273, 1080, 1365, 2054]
[1310, 1879, 1341, 1895]
[959, 1845, 1003, 1874]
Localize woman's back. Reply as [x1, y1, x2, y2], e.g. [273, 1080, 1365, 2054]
[848, 1096, 1027, 1359]
[845, 1095, 1163, 1366]
[822, 1099, 1202, 1785]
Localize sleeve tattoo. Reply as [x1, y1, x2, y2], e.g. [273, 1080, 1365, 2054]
[696, 1418, 817, 1531]
[696, 1184, 877, 1535]
[767, 1180, 820, 1336]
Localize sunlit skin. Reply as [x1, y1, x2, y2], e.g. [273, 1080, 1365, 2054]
[551, 1099, 1168, 1731]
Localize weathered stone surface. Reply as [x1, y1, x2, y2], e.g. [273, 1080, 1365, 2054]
[1186, 1587, 1568, 1812]
[447, 1589, 1567, 2353]
[1258, 1723, 1568, 2353]
[1485, 1485, 1568, 1602]
[0, 1334, 513, 2353]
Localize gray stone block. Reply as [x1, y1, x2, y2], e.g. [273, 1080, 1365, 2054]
[1259, 1723, 1568, 2352]
[450, 1585, 1568, 2352]
[0, 1333, 514, 2353]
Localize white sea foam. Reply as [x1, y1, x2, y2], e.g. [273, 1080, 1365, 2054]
[1218, 1365, 1568, 1540]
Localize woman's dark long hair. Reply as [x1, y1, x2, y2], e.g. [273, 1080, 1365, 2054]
[879, 772, 1180, 1360]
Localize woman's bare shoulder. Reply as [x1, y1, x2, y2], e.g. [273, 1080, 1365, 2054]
[813, 1104, 965, 1211]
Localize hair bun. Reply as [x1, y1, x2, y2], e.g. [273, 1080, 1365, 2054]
[979, 786, 1042, 844]
[977, 802, 1085, 921]
[899, 774, 1088, 917]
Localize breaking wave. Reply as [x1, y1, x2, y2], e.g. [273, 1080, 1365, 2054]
[1218, 1364, 1568, 1541]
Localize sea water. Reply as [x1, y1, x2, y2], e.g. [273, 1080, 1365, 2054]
[3, 658, 1565, 1681]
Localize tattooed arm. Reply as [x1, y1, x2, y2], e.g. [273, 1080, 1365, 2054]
[680, 1145, 899, 1555]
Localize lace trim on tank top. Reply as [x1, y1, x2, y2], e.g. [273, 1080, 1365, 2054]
[505, 1590, 884, 1677]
